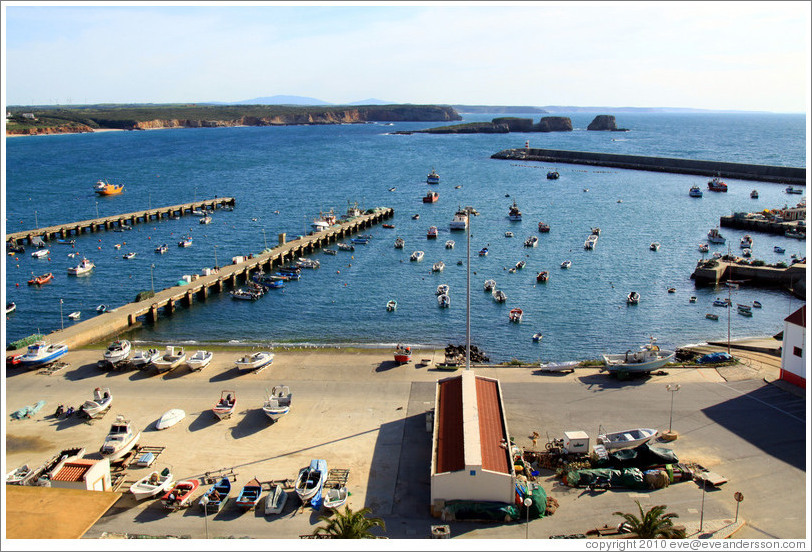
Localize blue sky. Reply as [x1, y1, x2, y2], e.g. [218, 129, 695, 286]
[2, 2, 810, 112]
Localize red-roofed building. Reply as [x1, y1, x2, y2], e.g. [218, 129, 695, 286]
[780, 305, 806, 388]
[50, 458, 111, 491]
[430, 371, 514, 511]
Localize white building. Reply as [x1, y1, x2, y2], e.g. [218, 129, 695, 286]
[780, 305, 806, 388]
[430, 371, 514, 514]
[50, 458, 111, 491]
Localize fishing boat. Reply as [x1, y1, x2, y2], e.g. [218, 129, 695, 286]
[627, 291, 640, 304]
[100, 415, 141, 461]
[515, 260, 526, 270]
[235, 351, 274, 372]
[689, 296, 697, 303]
[94, 179, 124, 195]
[178, 236, 193, 247]
[449, 208, 469, 231]
[740, 235, 753, 248]
[492, 289, 507, 303]
[235, 478, 264, 511]
[742, 248, 752, 257]
[650, 242, 660, 251]
[262, 385, 292, 422]
[689, 185, 703, 197]
[338, 243, 355, 252]
[394, 344, 412, 364]
[753, 300, 763, 308]
[737, 304, 753, 317]
[153, 346, 187, 373]
[6, 302, 16, 314]
[155, 408, 186, 430]
[186, 350, 213, 371]
[426, 168, 440, 184]
[432, 261, 445, 272]
[596, 428, 659, 450]
[438, 294, 450, 308]
[444, 239, 455, 249]
[323, 484, 349, 510]
[423, 191, 439, 203]
[200, 476, 231, 513]
[478, 247, 489, 256]
[67, 258, 95, 275]
[130, 468, 174, 501]
[508, 200, 522, 221]
[394, 237, 405, 249]
[161, 479, 200, 510]
[536, 271, 548, 283]
[483, 279, 496, 292]
[436, 284, 450, 295]
[774, 246, 785, 253]
[706, 313, 719, 320]
[698, 243, 709, 252]
[296, 257, 321, 269]
[713, 298, 732, 307]
[212, 390, 236, 420]
[122, 252, 137, 260]
[295, 459, 328, 502]
[131, 348, 160, 367]
[231, 288, 262, 300]
[382, 223, 395, 229]
[28, 272, 54, 285]
[546, 171, 560, 180]
[103, 339, 131, 364]
[427, 226, 438, 239]
[155, 243, 168, 254]
[350, 236, 369, 245]
[386, 300, 397, 312]
[601, 338, 675, 374]
[18, 341, 68, 368]
[68, 311, 81, 320]
[505, 231, 514, 237]
[532, 333, 543, 342]
[524, 236, 538, 248]
[707, 228, 726, 244]
[560, 260, 572, 269]
[323, 248, 337, 255]
[81, 387, 112, 418]
[265, 483, 288, 515]
[707, 177, 728, 192]
[509, 308, 523, 323]
[750, 189, 759, 198]
[785, 186, 804, 194]
[410, 250, 424, 262]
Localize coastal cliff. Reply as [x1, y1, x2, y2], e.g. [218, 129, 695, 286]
[587, 115, 629, 131]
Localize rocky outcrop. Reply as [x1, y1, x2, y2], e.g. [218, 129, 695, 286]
[493, 117, 535, 132]
[587, 115, 628, 131]
[402, 116, 572, 135]
[535, 117, 573, 132]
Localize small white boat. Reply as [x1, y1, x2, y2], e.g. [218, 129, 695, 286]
[774, 246, 785, 253]
[483, 279, 496, 292]
[31, 249, 50, 258]
[265, 483, 288, 515]
[437, 284, 450, 295]
[750, 189, 759, 199]
[235, 351, 274, 372]
[505, 231, 514, 238]
[492, 289, 507, 303]
[212, 390, 236, 420]
[155, 408, 186, 430]
[67, 258, 95, 275]
[708, 228, 726, 244]
[68, 311, 81, 320]
[130, 468, 174, 501]
[153, 346, 187, 373]
[445, 240, 455, 249]
[323, 484, 349, 509]
[131, 348, 160, 367]
[698, 243, 709, 252]
[103, 339, 131, 364]
[532, 333, 543, 342]
[262, 385, 292, 422]
[410, 250, 424, 262]
[438, 293, 450, 308]
[100, 415, 141, 461]
[96, 304, 109, 314]
[753, 300, 763, 308]
[601, 338, 675, 374]
[187, 350, 213, 371]
[394, 237, 405, 249]
[155, 244, 168, 254]
[650, 242, 660, 251]
[199, 215, 212, 224]
[82, 387, 113, 418]
[596, 428, 659, 450]
[432, 261, 445, 272]
[524, 236, 539, 248]
[386, 300, 397, 312]
[740, 235, 753, 248]
[295, 459, 327, 502]
[178, 236, 193, 247]
[123, 252, 137, 260]
[627, 291, 640, 305]
[561, 260, 572, 269]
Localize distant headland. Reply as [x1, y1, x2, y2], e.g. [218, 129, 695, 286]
[393, 115, 628, 135]
[4, 104, 462, 135]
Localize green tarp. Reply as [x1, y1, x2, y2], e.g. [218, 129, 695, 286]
[442, 500, 520, 522]
[566, 467, 646, 489]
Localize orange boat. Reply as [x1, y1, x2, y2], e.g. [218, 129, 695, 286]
[423, 191, 439, 203]
[28, 272, 53, 286]
[394, 344, 412, 364]
[94, 179, 125, 196]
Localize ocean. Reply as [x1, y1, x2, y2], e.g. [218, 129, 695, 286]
[4, 111, 807, 362]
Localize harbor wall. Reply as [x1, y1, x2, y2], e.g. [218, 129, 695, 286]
[691, 260, 806, 298]
[491, 148, 806, 185]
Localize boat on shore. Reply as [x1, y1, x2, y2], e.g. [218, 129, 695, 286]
[103, 339, 131, 364]
[153, 346, 187, 373]
[601, 338, 675, 374]
[81, 387, 112, 418]
[262, 385, 292, 422]
[130, 468, 174, 501]
[236, 478, 264, 511]
[131, 348, 160, 368]
[67, 258, 94, 275]
[200, 476, 231, 513]
[155, 408, 185, 430]
[100, 415, 141, 462]
[265, 483, 288, 515]
[212, 390, 236, 420]
[492, 289, 507, 303]
[394, 344, 412, 364]
[187, 350, 213, 371]
[596, 427, 659, 450]
[235, 351, 274, 372]
[295, 459, 327, 502]
[94, 179, 124, 195]
[18, 341, 68, 368]
[161, 479, 200, 510]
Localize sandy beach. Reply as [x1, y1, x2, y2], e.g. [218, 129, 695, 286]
[4, 338, 806, 541]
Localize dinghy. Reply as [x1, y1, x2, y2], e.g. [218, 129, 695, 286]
[81, 387, 112, 418]
[596, 427, 659, 450]
[130, 467, 173, 501]
[264, 483, 288, 515]
[200, 476, 232, 513]
[235, 351, 274, 372]
[235, 477, 263, 511]
[155, 409, 186, 430]
[153, 346, 186, 373]
[295, 459, 327, 502]
[212, 390, 236, 420]
[323, 484, 349, 510]
[161, 479, 200, 510]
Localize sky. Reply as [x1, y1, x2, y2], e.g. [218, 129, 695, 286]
[2, 1, 810, 112]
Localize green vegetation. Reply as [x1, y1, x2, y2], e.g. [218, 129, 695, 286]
[614, 500, 685, 538]
[312, 506, 386, 539]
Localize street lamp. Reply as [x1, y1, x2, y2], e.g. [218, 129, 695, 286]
[523, 497, 533, 539]
[34, 210, 39, 229]
[199, 494, 209, 538]
[59, 298, 64, 330]
[664, 384, 681, 440]
[262, 228, 268, 251]
[95, 201, 99, 219]
[150, 264, 155, 294]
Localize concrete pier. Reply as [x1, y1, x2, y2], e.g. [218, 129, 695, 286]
[7, 207, 394, 355]
[6, 197, 236, 245]
[691, 259, 806, 298]
[491, 148, 806, 185]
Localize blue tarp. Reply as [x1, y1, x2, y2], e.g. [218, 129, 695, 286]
[11, 400, 46, 420]
[696, 352, 733, 364]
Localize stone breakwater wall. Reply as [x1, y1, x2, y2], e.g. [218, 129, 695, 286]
[492, 148, 806, 185]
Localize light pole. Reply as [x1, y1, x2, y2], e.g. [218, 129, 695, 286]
[150, 264, 155, 294]
[734, 492, 744, 523]
[214, 245, 219, 269]
[663, 384, 681, 440]
[95, 201, 99, 219]
[523, 497, 532, 539]
[699, 477, 707, 532]
[200, 495, 209, 538]
[262, 228, 268, 251]
[59, 298, 64, 330]
[34, 210, 39, 229]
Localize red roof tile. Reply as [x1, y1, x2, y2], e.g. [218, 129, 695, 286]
[52, 459, 95, 482]
[475, 377, 509, 474]
[436, 376, 464, 473]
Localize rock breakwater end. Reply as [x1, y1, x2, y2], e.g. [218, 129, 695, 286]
[587, 114, 629, 131]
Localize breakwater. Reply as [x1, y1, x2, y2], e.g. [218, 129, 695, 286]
[6, 198, 236, 245]
[491, 148, 806, 185]
[7, 207, 394, 356]
[691, 259, 806, 298]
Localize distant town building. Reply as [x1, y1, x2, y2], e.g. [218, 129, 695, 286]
[780, 305, 806, 388]
[779, 203, 806, 222]
[22, 112, 37, 120]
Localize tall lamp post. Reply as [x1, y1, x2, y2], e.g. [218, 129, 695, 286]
[199, 495, 209, 538]
[150, 264, 155, 294]
[59, 298, 64, 330]
[663, 384, 681, 440]
[262, 228, 268, 251]
[523, 497, 532, 539]
[95, 201, 100, 219]
[214, 245, 219, 269]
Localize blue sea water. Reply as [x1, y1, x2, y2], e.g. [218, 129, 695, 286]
[4, 112, 807, 362]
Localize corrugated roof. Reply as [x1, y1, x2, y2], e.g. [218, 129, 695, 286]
[51, 459, 95, 482]
[436, 376, 464, 473]
[785, 305, 806, 328]
[475, 376, 509, 474]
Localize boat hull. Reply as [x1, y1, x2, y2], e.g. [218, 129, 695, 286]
[602, 351, 675, 373]
[101, 431, 141, 462]
[155, 409, 186, 430]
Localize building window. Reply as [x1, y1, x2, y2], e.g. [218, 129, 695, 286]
[469, 470, 476, 476]
[793, 346, 803, 357]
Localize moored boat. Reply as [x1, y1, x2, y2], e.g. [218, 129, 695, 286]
[750, 189, 759, 198]
[538, 222, 550, 233]
[524, 236, 538, 247]
[478, 247, 489, 256]
[546, 171, 559, 180]
[698, 243, 709, 252]
[100, 415, 141, 461]
[153, 346, 187, 373]
[508, 200, 522, 221]
[706, 313, 719, 320]
[740, 235, 753, 248]
[785, 186, 804, 194]
[483, 279, 496, 292]
[689, 185, 703, 197]
[432, 261, 445, 272]
[437, 293, 450, 308]
[650, 242, 660, 251]
[394, 344, 412, 364]
[262, 385, 292, 422]
[707, 227, 726, 244]
[492, 289, 507, 303]
[449, 208, 469, 231]
[426, 168, 440, 184]
[122, 252, 137, 260]
[386, 299, 397, 311]
[601, 338, 675, 374]
[6, 302, 16, 314]
[130, 468, 174, 501]
[235, 351, 274, 372]
[445, 239, 455, 249]
[596, 428, 659, 450]
[394, 237, 405, 249]
[509, 308, 523, 323]
[532, 333, 543, 342]
[707, 176, 728, 192]
[427, 226, 438, 239]
[423, 191, 439, 203]
[67, 258, 95, 275]
[627, 291, 640, 304]
[560, 260, 572, 269]
[536, 271, 548, 283]
[178, 236, 193, 247]
[155, 243, 168, 254]
[752, 300, 762, 308]
[410, 250, 424, 262]
[94, 179, 124, 195]
[295, 459, 328, 502]
[212, 390, 236, 420]
[68, 311, 81, 320]
[28, 272, 54, 285]
[774, 246, 785, 253]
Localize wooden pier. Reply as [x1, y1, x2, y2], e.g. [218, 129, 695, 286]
[7, 207, 394, 356]
[6, 197, 236, 245]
